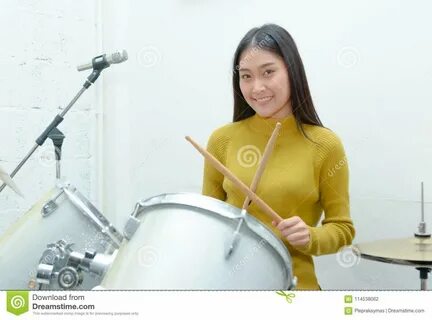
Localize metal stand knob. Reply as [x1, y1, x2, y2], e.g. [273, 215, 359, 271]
[58, 267, 83, 289]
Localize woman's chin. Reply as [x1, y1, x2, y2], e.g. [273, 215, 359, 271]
[254, 109, 276, 118]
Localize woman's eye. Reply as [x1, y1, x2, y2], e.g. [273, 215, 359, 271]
[264, 70, 274, 76]
[240, 74, 251, 80]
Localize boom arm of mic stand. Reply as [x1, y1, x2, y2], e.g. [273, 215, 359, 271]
[0, 69, 102, 194]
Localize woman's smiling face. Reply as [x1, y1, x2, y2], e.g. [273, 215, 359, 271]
[238, 48, 292, 119]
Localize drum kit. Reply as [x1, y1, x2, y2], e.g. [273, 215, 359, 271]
[0, 50, 430, 290]
[0, 182, 295, 290]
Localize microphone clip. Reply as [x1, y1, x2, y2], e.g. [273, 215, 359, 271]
[83, 55, 110, 87]
[91, 54, 111, 72]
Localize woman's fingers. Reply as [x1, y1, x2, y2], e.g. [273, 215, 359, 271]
[275, 216, 301, 230]
[281, 225, 305, 238]
[285, 231, 309, 244]
[272, 216, 310, 247]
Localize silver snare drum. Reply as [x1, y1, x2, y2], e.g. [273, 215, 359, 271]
[102, 193, 296, 290]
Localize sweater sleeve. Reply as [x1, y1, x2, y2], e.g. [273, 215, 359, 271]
[297, 133, 355, 256]
[202, 129, 228, 201]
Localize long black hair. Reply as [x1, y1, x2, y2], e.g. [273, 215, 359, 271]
[232, 24, 323, 136]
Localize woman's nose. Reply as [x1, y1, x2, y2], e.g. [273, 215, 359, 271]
[252, 79, 266, 94]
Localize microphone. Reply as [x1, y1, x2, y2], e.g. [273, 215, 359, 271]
[77, 50, 128, 71]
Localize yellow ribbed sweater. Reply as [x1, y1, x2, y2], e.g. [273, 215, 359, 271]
[202, 113, 355, 290]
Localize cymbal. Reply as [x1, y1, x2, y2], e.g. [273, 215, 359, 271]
[353, 237, 432, 268]
[0, 165, 23, 197]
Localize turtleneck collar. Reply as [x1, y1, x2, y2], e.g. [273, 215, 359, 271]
[247, 113, 299, 137]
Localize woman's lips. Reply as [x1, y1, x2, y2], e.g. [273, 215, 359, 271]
[254, 96, 273, 103]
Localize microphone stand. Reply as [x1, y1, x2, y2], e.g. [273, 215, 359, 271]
[0, 57, 110, 194]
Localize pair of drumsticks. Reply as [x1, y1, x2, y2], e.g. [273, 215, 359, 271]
[185, 123, 283, 224]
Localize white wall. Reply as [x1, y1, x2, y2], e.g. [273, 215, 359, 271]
[101, 0, 432, 289]
[0, 1, 102, 234]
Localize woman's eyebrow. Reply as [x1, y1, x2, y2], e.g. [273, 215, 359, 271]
[259, 62, 276, 68]
[238, 62, 276, 72]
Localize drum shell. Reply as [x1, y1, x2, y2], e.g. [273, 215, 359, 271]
[0, 185, 120, 290]
[102, 194, 294, 290]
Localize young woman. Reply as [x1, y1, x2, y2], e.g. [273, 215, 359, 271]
[202, 24, 355, 290]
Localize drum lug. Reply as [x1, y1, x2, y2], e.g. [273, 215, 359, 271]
[124, 216, 141, 240]
[41, 190, 65, 217]
[123, 202, 146, 240]
[289, 276, 298, 290]
[225, 209, 248, 258]
[131, 202, 146, 218]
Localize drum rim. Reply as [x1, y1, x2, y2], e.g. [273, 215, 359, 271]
[138, 192, 295, 287]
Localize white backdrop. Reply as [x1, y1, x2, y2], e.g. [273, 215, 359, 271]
[100, 0, 432, 289]
[1, 0, 431, 290]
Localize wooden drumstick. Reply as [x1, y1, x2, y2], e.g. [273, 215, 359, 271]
[185, 136, 283, 223]
[226, 123, 282, 257]
[242, 122, 281, 210]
